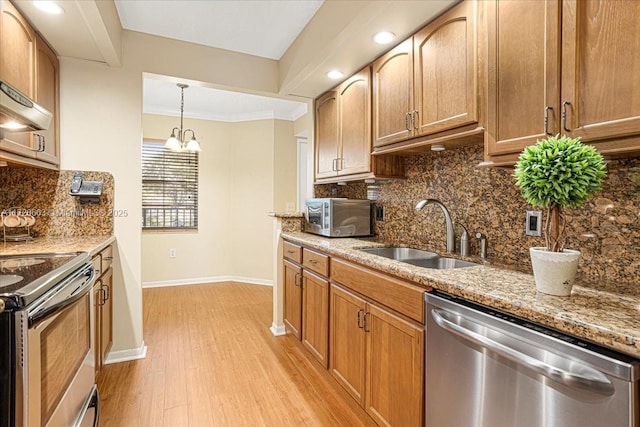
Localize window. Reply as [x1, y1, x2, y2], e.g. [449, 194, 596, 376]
[142, 140, 198, 229]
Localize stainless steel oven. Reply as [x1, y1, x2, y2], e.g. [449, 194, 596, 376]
[0, 253, 99, 427]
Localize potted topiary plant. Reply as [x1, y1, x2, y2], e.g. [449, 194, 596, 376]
[514, 135, 607, 296]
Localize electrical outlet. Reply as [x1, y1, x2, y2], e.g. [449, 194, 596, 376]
[526, 211, 542, 236]
[375, 206, 385, 221]
[169, 248, 176, 258]
[286, 202, 294, 212]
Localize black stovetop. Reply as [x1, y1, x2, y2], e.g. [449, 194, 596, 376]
[0, 252, 89, 308]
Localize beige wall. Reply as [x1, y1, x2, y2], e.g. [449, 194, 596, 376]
[59, 30, 295, 354]
[141, 114, 234, 283]
[140, 115, 297, 285]
[273, 120, 297, 212]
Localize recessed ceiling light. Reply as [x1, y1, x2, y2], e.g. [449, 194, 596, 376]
[373, 31, 396, 45]
[33, 1, 64, 15]
[326, 70, 344, 80]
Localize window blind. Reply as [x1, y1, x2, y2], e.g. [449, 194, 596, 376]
[142, 140, 198, 229]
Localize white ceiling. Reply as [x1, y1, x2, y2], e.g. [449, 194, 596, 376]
[114, 0, 324, 60]
[143, 77, 308, 122]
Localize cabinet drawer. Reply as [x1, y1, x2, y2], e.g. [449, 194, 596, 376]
[283, 241, 302, 263]
[303, 248, 329, 277]
[331, 258, 426, 323]
[100, 245, 113, 274]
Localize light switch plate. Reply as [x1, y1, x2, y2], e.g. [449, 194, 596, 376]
[526, 211, 542, 236]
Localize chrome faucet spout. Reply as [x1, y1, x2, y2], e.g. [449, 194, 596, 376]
[415, 198, 455, 253]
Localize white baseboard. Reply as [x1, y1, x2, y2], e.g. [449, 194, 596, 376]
[270, 323, 286, 336]
[142, 276, 273, 288]
[105, 342, 147, 364]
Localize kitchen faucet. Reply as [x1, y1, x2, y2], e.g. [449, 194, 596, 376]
[415, 199, 455, 254]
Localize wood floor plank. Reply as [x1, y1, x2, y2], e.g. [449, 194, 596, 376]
[97, 282, 375, 426]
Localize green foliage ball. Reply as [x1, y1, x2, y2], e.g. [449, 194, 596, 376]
[514, 135, 607, 208]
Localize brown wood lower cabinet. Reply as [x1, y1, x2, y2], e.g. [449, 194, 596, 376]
[93, 245, 113, 378]
[301, 270, 329, 368]
[330, 284, 367, 405]
[283, 243, 330, 368]
[330, 283, 424, 427]
[282, 240, 426, 427]
[283, 259, 302, 339]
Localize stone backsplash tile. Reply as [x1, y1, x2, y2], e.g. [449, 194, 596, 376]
[0, 168, 114, 238]
[315, 145, 640, 289]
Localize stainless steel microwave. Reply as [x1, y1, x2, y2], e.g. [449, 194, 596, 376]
[304, 198, 372, 237]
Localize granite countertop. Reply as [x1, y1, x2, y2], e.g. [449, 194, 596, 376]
[0, 235, 115, 257]
[282, 231, 640, 359]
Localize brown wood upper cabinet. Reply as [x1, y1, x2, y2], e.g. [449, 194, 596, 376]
[315, 66, 404, 183]
[373, 0, 478, 150]
[485, 0, 640, 163]
[34, 32, 59, 166]
[0, 0, 60, 169]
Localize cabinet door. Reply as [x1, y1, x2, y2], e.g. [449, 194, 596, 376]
[34, 33, 59, 166]
[485, 0, 561, 156]
[100, 268, 113, 365]
[301, 270, 329, 367]
[93, 281, 103, 376]
[0, 0, 36, 157]
[372, 38, 415, 147]
[0, 0, 34, 96]
[561, 0, 640, 144]
[315, 90, 339, 179]
[329, 284, 366, 405]
[337, 67, 371, 176]
[414, 0, 478, 137]
[283, 260, 302, 339]
[365, 303, 424, 427]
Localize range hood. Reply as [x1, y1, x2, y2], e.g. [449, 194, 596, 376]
[0, 80, 52, 132]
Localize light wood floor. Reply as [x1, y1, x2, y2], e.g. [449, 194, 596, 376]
[97, 282, 376, 427]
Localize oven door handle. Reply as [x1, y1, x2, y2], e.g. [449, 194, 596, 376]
[431, 308, 615, 396]
[29, 266, 96, 326]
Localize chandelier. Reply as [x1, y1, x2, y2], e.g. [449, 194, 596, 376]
[165, 83, 201, 152]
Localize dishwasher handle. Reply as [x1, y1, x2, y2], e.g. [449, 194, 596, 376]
[431, 308, 615, 396]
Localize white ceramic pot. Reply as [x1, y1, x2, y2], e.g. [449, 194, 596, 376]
[529, 247, 581, 296]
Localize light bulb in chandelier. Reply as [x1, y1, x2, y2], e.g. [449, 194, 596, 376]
[165, 83, 202, 152]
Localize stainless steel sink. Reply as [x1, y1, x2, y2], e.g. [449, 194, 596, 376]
[404, 257, 479, 269]
[358, 246, 480, 269]
[358, 247, 439, 261]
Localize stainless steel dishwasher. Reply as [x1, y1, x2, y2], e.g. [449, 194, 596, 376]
[425, 291, 640, 427]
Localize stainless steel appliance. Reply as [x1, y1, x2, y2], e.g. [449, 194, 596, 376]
[425, 291, 640, 427]
[0, 80, 52, 132]
[0, 253, 99, 427]
[304, 198, 371, 237]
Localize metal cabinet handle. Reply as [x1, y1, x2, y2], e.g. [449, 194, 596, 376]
[356, 308, 364, 328]
[286, 250, 295, 254]
[336, 158, 344, 171]
[98, 288, 106, 306]
[430, 308, 615, 396]
[307, 259, 318, 265]
[41, 137, 45, 152]
[562, 101, 572, 132]
[363, 312, 370, 332]
[102, 284, 110, 301]
[404, 112, 411, 131]
[103, 256, 113, 261]
[412, 110, 419, 130]
[544, 106, 553, 136]
[293, 272, 300, 287]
